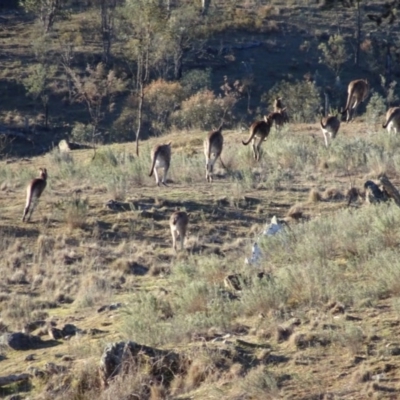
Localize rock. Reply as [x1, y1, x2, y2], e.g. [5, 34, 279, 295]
[104, 199, 132, 211]
[25, 354, 35, 361]
[0, 332, 42, 351]
[58, 139, 71, 152]
[61, 324, 78, 337]
[87, 328, 106, 336]
[345, 314, 362, 321]
[58, 140, 87, 152]
[48, 327, 63, 340]
[364, 180, 388, 204]
[99, 341, 181, 388]
[98, 303, 123, 313]
[263, 216, 287, 236]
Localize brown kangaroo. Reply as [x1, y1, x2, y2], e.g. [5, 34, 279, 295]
[22, 168, 47, 222]
[242, 116, 273, 161]
[204, 123, 225, 182]
[169, 211, 189, 251]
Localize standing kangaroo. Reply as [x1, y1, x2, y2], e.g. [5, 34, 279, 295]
[342, 79, 369, 123]
[242, 115, 273, 161]
[273, 97, 289, 123]
[149, 142, 172, 186]
[204, 123, 225, 182]
[383, 107, 400, 134]
[22, 168, 47, 222]
[269, 109, 287, 131]
[320, 114, 340, 147]
[169, 211, 189, 252]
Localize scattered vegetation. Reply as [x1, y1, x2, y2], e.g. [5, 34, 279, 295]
[2, 0, 400, 399]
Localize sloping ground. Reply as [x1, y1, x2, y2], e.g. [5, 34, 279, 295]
[1, 121, 400, 398]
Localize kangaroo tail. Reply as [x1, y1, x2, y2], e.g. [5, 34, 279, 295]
[242, 126, 257, 146]
[383, 111, 397, 129]
[342, 85, 356, 114]
[149, 154, 157, 177]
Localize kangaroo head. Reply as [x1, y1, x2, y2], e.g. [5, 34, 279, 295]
[264, 115, 273, 124]
[39, 168, 48, 179]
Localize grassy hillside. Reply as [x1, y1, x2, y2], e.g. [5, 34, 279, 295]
[1, 121, 400, 399]
[1, 1, 400, 399]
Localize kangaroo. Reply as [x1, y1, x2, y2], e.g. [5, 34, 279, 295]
[204, 124, 226, 182]
[169, 211, 189, 251]
[342, 79, 370, 123]
[22, 168, 47, 222]
[383, 107, 400, 134]
[242, 116, 273, 161]
[149, 142, 171, 186]
[320, 114, 340, 147]
[269, 109, 287, 131]
[273, 97, 289, 123]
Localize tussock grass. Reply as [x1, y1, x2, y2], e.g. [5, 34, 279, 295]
[308, 188, 321, 202]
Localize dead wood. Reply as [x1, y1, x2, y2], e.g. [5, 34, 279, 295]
[378, 174, 400, 207]
[0, 373, 31, 387]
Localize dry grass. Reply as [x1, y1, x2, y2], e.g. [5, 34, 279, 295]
[2, 1, 400, 398]
[2, 119, 400, 400]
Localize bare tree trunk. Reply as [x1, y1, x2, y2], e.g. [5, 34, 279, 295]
[324, 90, 330, 117]
[354, 0, 361, 66]
[44, 100, 49, 129]
[201, 0, 210, 15]
[385, 42, 392, 85]
[100, 0, 116, 65]
[43, 0, 60, 33]
[135, 31, 151, 157]
[135, 82, 144, 157]
[174, 49, 183, 80]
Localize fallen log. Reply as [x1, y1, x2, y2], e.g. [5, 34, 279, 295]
[0, 373, 31, 387]
[378, 174, 400, 207]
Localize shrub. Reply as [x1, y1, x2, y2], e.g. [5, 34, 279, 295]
[54, 192, 89, 230]
[111, 94, 139, 142]
[71, 122, 94, 143]
[173, 89, 236, 130]
[144, 79, 185, 134]
[263, 80, 321, 123]
[365, 91, 386, 126]
[180, 68, 212, 97]
[91, 148, 118, 167]
[318, 34, 349, 77]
